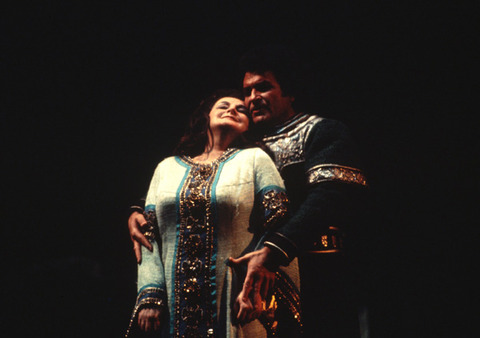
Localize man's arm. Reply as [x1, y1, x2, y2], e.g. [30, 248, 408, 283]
[128, 211, 152, 264]
[127, 195, 153, 263]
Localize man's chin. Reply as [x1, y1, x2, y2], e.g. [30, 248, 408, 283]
[251, 116, 276, 136]
[252, 115, 269, 124]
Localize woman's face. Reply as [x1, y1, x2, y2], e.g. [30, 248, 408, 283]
[208, 97, 249, 137]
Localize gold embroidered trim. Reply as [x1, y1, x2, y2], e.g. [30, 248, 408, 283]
[262, 190, 289, 230]
[136, 287, 165, 300]
[142, 209, 158, 242]
[307, 226, 345, 254]
[274, 272, 302, 326]
[174, 158, 221, 338]
[306, 164, 367, 187]
[125, 287, 166, 338]
[181, 148, 239, 166]
[263, 114, 323, 172]
[259, 272, 302, 336]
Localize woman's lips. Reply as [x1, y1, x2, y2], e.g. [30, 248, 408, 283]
[222, 115, 238, 122]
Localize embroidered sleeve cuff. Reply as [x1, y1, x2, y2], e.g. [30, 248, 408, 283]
[264, 232, 298, 265]
[126, 286, 167, 337]
[135, 286, 167, 309]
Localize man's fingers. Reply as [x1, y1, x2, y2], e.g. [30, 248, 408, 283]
[241, 275, 254, 299]
[236, 294, 253, 324]
[260, 272, 275, 300]
[250, 284, 264, 320]
[237, 305, 246, 322]
[237, 276, 256, 324]
[132, 231, 153, 252]
[228, 256, 247, 270]
[128, 212, 152, 250]
[133, 241, 142, 264]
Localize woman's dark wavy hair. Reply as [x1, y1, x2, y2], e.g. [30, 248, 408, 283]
[173, 89, 273, 158]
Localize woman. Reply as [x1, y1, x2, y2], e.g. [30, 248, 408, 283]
[126, 89, 300, 338]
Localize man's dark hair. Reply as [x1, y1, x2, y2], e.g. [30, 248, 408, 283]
[239, 44, 305, 100]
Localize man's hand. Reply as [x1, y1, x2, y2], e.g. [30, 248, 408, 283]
[128, 211, 152, 264]
[138, 306, 163, 332]
[229, 246, 277, 324]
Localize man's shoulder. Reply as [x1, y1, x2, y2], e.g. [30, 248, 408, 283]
[301, 114, 348, 129]
[307, 117, 352, 143]
[264, 113, 322, 140]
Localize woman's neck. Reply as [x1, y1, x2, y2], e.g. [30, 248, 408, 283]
[192, 148, 225, 164]
[192, 131, 235, 164]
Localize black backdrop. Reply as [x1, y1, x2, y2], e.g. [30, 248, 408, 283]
[2, 2, 477, 337]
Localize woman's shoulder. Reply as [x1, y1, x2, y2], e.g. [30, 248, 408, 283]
[236, 147, 274, 164]
[237, 147, 267, 157]
[155, 156, 181, 169]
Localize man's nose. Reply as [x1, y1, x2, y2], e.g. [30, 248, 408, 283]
[250, 90, 262, 103]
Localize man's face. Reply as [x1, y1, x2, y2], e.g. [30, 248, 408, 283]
[243, 71, 295, 127]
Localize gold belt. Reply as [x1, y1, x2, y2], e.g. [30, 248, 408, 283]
[306, 226, 344, 254]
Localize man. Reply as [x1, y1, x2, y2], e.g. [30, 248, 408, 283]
[128, 45, 369, 337]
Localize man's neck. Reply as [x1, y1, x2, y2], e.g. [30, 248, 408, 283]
[276, 111, 298, 126]
[250, 112, 301, 139]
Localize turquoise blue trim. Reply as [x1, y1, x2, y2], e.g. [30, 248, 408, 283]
[170, 159, 191, 336]
[208, 160, 228, 327]
[223, 148, 241, 164]
[256, 184, 286, 195]
[144, 204, 155, 212]
[138, 283, 165, 294]
[174, 156, 190, 168]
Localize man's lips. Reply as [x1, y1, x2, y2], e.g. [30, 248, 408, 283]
[251, 106, 267, 115]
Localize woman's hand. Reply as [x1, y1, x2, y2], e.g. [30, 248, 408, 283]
[138, 307, 164, 332]
[128, 212, 152, 264]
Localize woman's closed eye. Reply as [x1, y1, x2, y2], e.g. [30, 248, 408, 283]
[236, 106, 248, 115]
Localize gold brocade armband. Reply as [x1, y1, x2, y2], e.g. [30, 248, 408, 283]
[306, 164, 367, 187]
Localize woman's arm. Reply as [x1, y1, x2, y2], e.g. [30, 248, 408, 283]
[127, 163, 168, 335]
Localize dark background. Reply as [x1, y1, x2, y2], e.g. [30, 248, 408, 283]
[2, 2, 477, 337]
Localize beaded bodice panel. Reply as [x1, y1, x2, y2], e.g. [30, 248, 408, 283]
[263, 114, 323, 173]
[174, 149, 238, 338]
